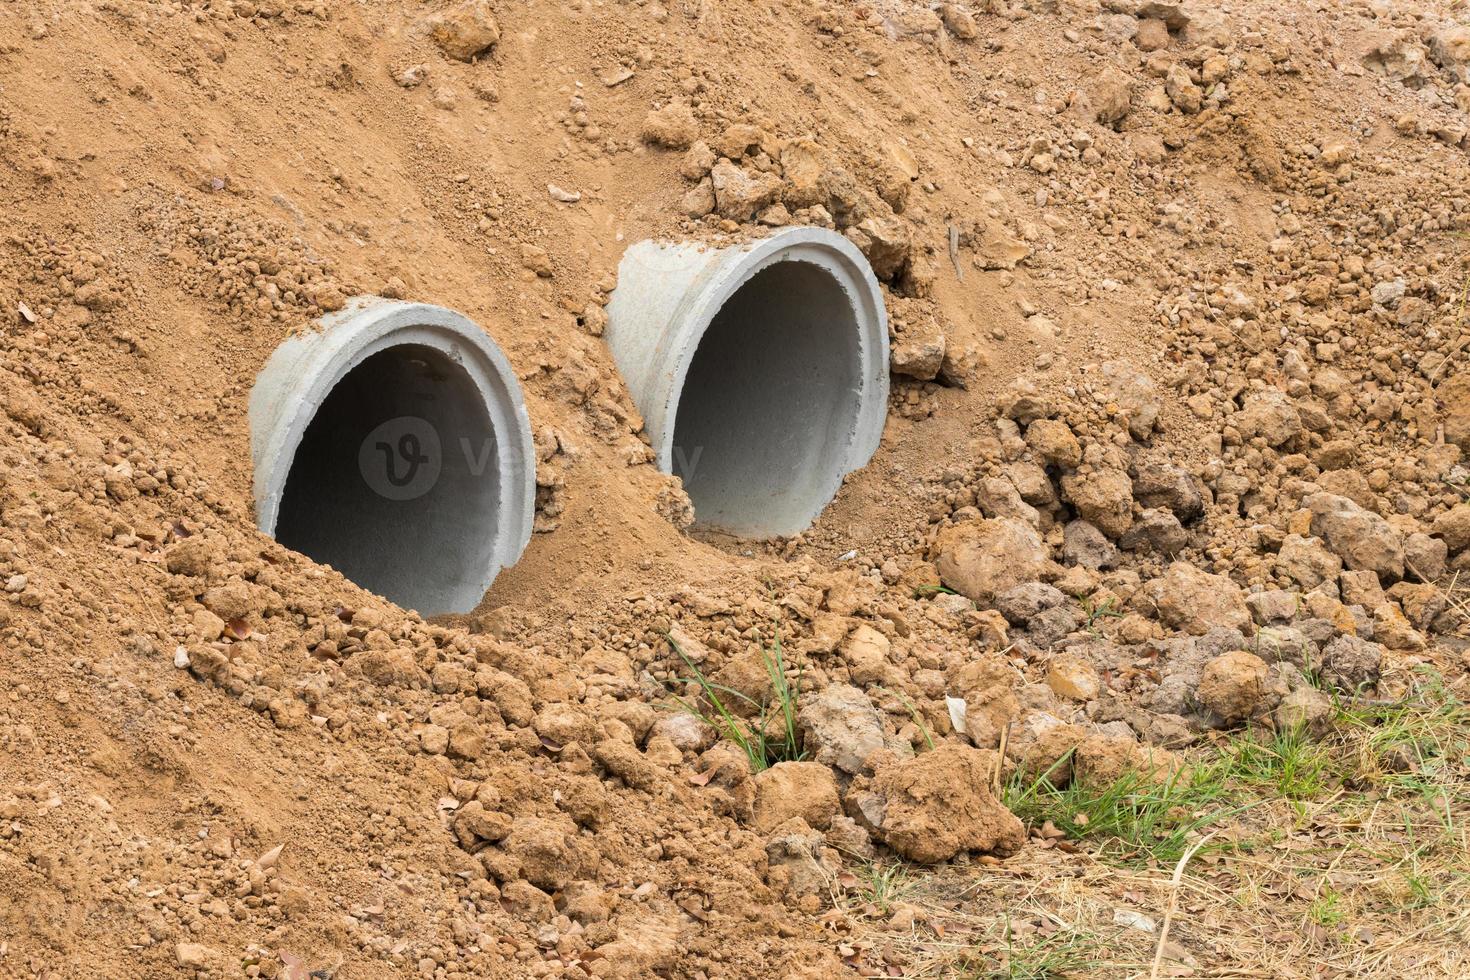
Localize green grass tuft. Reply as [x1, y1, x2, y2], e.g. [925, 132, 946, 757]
[1004, 752, 1240, 867]
[666, 631, 804, 773]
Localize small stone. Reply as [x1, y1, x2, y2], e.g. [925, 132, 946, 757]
[1197, 651, 1270, 723]
[1061, 468, 1134, 539]
[799, 684, 886, 775]
[176, 943, 213, 969]
[1246, 590, 1297, 625]
[429, 0, 501, 62]
[1046, 656, 1101, 701]
[994, 582, 1066, 625]
[935, 518, 1050, 605]
[1062, 520, 1118, 571]
[1320, 635, 1382, 693]
[710, 159, 783, 222]
[1025, 419, 1082, 468]
[1431, 503, 1470, 553]
[1276, 534, 1343, 589]
[394, 64, 428, 89]
[519, 243, 555, 278]
[1118, 508, 1186, 555]
[1141, 562, 1252, 636]
[1165, 64, 1203, 113]
[640, 102, 699, 149]
[1306, 493, 1404, 581]
[1097, 360, 1161, 440]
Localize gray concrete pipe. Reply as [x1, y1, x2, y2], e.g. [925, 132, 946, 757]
[604, 227, 889, 537]
[249, 298, 534, 615]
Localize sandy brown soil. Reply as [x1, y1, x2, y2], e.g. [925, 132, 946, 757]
[2, 0, 1470, 977]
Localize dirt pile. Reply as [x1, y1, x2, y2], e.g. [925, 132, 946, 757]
[2, 0, 1469, 976]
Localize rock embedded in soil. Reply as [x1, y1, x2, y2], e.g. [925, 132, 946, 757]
[1431, 503, 1470, 554]
[1097, 360, 1161, 440]
[1062, 519, 1119, 570]
[1276, 534, 1343, 589]
[1237, 389, 1303, 447]
[847, 745, 1024, 864]
[935, 517, 1050, 605]
[710, 158, 783, 221]
[751, 761, 841, 832]
[1119, 507, 1186, 554]
[1025, 418, 1082, 468]
[429, 0, 501, 61]
[1305, 492, 1404, 580]
[1046, 655, 1101, 702]
[1061, 468, 1135, 539]
[799, 683, 887, 775]
[1140, 562, 1252, 636]
[1319, 634, 1383, 693]
[994, 582, 1066, 625]
[939, 3, 976, 39]
[1196, 650, 1271, 723]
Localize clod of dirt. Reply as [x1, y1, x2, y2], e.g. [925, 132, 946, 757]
[752, 761, 841, 833]
[846, 745, 1024, 864]
[1139, 562, 1252, 636]
[429, 0, 501, 61]
[1196, 650, 1272, 723]
[934, 517, 1050, 604]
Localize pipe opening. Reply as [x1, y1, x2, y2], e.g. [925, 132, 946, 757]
[274, 344, 501, 615]
[673, 260, 863, 537]
[250, 299, 534, 617]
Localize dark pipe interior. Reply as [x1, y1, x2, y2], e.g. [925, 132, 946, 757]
[275, 344, 501, 614]
[672, 260, 863, 537]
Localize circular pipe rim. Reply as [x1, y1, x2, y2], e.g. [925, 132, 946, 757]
[610, 228, 889, 534]
[248, 298, 534, 608]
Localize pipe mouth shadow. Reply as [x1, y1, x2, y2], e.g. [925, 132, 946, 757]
[274, 344, 501, 615]
[672, 259, 863, 537]
[250, 299, 534, 616]
[603, 227, 889, 540]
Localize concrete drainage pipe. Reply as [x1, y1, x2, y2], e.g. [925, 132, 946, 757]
[249, 298, 534, 615]
[605, 227, 889, 537]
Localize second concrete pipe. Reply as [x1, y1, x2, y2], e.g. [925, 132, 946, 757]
[605, 227, 890, 537]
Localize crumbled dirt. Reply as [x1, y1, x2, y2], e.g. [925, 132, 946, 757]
[3, 0, 1470, 976]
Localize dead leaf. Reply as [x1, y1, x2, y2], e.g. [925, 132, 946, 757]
[279, 951, 310, 980]
[17, 302, 36, 324]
